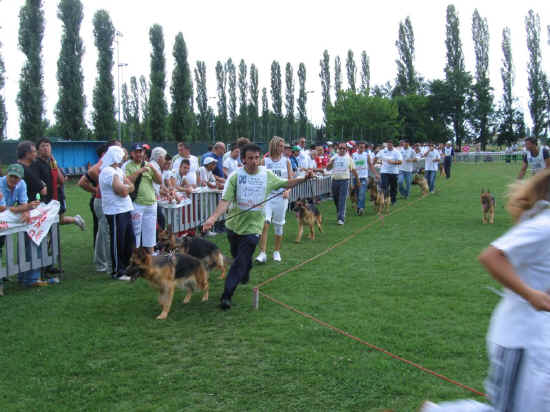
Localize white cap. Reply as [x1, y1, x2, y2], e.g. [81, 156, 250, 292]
[204, 157, 218, 166]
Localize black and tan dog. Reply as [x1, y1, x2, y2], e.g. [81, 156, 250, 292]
[292, 199, 323, 242]
[412, 173, 429, 196]
[481, 189, 495, 224]
[127, 247, 209, 320]
[374, 179, 391, 215]
[156, 230, 228, 280]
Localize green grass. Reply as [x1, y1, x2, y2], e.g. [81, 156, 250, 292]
[0, 163, 518, 411]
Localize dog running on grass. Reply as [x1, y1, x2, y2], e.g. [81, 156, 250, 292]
[127, 247, 209, 320]
[155, 230, 228, 280]
[292, 199, 323, 242]
[412, 173, 429, 197]
[481, 189, 495, 224]
[374, 179, 391, 215]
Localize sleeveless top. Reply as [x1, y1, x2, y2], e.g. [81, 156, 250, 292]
[526, 149, 546, 175]
[264, 156, 289, 194]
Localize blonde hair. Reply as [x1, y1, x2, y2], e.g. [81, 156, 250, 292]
[506, 168, 550, 222]
[268, 136, 285, 157]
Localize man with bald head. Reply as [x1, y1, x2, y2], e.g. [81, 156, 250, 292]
[203, 141, 226, 183]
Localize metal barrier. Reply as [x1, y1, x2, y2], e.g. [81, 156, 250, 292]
[160, 176, 334, 232]
[455, 151, 523, 162]
[0, 222, 62, 296]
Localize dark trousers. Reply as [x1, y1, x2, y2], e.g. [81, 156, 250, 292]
[157, 205, 166, 230]
[222, 230, 259, 301]
[106, 212, 136, 277]
[381, 173, 398, 204]
[331, 179, 349, 221]
[444, 157, 452, 179]
[90, 196, 98, 248]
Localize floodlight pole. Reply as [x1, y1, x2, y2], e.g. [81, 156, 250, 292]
[116, 31, 127, 142]
[306, 90, 315, 144]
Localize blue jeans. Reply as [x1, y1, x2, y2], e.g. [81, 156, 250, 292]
[222, 230, 259, 300]
[398, 171, 412, 198]
[353, 178, 368, 210]
[332, 179, 349, 221]
[425, 170, 436, 192]
[18, 234, 42, 286]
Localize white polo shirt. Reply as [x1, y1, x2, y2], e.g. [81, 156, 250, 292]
[377, 149, 402, 174]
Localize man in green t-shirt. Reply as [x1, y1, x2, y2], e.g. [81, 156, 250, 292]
[125, 143, 162, 252]
[203, 143, 313, 310]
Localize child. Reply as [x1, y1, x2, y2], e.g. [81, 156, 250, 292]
[421, 169, 550, 411]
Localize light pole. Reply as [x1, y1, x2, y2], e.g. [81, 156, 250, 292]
[306, 90, 315, 144]
[208, 96, 217, 143]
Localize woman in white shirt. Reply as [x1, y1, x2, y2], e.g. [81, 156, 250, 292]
[421, 170, 550, 412]
[98, 146, 135, 281]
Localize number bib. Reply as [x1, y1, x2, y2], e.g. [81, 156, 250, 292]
[236, 168, 267, 211]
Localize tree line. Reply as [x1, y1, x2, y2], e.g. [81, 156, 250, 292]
[0, 1, 548, 149]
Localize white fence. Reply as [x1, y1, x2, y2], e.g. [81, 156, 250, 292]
[455, 151, 523, 162]
[160, 176, 333, 233]
[0, 221, 62, 296]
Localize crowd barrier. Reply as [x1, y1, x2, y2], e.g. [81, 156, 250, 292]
[455, 151, 523, 162]
[160, 175, 334, 233]
[0, 221, 62, 296]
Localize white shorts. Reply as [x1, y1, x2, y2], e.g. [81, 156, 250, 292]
[131, 203, 157, 248]
[264, 196, 289, 226]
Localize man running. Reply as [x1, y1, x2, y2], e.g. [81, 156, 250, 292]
[517, 137, 550, 179]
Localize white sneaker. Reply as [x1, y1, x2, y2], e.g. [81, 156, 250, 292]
[117, 275, 131, 281]
[255, 251, 267, 263]
[74, 215, 85, 231]
[273, 251, 281, 262]
[337, 219, 344, 225]
[419, 401, 440, 412]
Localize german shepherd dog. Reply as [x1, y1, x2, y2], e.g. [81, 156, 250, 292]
[292, 199, 323, 242]
[156, 230, 228, 280]
[374, 179, 391, 215]
[481, 189, 495, 224]
[412, 173, 429, 196]
[127, 247, 209, 320]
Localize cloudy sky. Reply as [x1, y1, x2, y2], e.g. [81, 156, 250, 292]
[1, 0, 549, 140]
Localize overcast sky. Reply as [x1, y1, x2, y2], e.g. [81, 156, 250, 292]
[1, 0, 549, 140]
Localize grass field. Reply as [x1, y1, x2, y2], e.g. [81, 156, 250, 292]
[0, 161, 519, 411]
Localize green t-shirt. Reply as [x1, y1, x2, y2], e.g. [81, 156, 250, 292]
[125, 161, 156, 206]
[222, 167, 288, 235]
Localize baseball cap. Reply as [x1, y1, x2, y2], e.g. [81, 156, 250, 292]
[326, 141, 333, 146]
[142, 144, 151, 150]
[204, 157, 218, 166]
[131, 143, 143, 151]
[7, 164, 24, 179]
[291, 146, 300, 151]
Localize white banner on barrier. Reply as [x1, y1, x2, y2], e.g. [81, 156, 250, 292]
[0, 200, 60, 245]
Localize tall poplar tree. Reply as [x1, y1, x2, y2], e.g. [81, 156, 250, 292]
[148, 24, 167, 141]
[261, 87, 269, 138]
[129, 76, 140, 140]
[360, 51, 370, 95]
[170, 33, 194, 141]
[226, 58, 237, 135]
[395, 17, 418, 95]
[249, 64, 259, 139]
[346, 49, 357, 93]
[334, 56, 342, 98]
[0, 33, 6, 139]
[17, 0, 45, 141]
[121, 82, 130, 140]
[285, 62, 295, 137]
[319, 50, 331, 123]
[525, 9, 546, 137]
[92, 10, 115, 140]
[194, 61, 208, 141]
[297, 63, 307, 137]
[55, 0, 86, 140]
[444, 5, 471, 150]
[238, 59, 248, 136]
[270, 60, 283, 135]
[498, 27, 524, 146]
[139, 75, 150, 140]
[215, 61, 228, 140]
[471, 9, 493, 150]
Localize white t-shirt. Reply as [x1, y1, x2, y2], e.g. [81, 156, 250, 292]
[399, 147, 416, 173]
[162, 169, 175, 187]
[172, 155, 199, 175]
[424, 150, 441, 171]
[223, 156, 240, 176]
[377, 149, 402, 174]
[177, 170, 197, 186]
[99, 166, 134, 215]
[150, 160, 162, 196]
[199, 166, 216, 186]
[331, 154, 355, 180]
[488, 206, 550, 349]
[352, 152, 370, 179]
